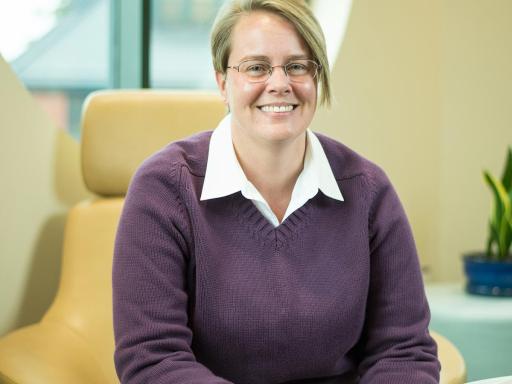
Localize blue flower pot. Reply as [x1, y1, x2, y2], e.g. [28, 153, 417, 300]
[463, 252, 512, 297]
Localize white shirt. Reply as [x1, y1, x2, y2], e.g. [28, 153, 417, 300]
[200, 114, 344, 227]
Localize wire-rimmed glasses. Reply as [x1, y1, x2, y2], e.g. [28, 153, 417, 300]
[226, 59, 321, 83]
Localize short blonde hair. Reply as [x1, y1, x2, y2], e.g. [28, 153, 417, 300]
[211, 0, 331, 107]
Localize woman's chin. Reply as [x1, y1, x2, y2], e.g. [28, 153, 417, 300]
[256, 124, 306, 144]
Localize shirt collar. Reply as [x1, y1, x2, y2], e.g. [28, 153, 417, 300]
[200, 113, 344, 203]
[304, 129, 344, 201]
[200, 114, 246, 200]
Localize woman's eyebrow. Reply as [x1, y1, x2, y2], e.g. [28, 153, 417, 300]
[238, 55, 271, 62]
[238, 54, 311, 62]
[287, 55, 310, 61]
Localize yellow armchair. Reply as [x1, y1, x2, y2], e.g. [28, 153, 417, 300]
[0, 90, 466, 384]
[0, 90, 226, 384]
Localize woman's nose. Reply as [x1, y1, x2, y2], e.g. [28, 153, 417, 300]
[266, 66, 291, 92]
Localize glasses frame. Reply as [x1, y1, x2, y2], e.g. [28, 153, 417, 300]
[226, 59, 321, 83]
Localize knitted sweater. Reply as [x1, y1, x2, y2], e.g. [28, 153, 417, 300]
[112, 131, 440, 384]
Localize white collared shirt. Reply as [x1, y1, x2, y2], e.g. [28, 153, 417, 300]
[200, 114, 344, 227]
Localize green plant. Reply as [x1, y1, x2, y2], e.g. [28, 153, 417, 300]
[483, 147, 512, 261]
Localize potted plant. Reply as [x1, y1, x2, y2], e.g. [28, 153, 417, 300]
[464, 147, 512, 296]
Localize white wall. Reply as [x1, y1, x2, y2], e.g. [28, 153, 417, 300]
[0, 57, 90, 336]
[312, 0, 442, 278]
[312, 0, 512, 281]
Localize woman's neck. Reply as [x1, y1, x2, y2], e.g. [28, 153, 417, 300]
[232, 130, 307, 221]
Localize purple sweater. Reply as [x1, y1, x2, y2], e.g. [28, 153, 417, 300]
[113, 131, 440, 384]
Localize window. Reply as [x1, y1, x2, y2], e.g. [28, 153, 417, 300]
[150, 0, 226, 89]
[0, 0, 345, 139]
[0, 0, 110, 139]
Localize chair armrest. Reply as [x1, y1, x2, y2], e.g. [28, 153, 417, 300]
[0, 322, 114, 384]
[431, 331, 467, 384]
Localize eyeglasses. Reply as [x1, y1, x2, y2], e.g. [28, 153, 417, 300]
[226, 59, 321, 83]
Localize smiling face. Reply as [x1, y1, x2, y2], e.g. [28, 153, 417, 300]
[216, 10, 318, 147]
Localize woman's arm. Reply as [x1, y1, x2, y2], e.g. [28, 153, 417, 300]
[357, 168, 441, 384]
[112, 159, 233, 384]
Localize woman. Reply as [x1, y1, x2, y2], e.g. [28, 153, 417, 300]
[113, 1, 440, 383]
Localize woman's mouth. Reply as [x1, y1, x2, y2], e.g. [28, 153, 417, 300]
[257, 104, 298, 113]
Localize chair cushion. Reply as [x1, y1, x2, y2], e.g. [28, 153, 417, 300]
[0, 322, 117, 384]
[42, 198, 124, 382]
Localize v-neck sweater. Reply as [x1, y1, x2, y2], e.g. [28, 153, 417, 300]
[113, 131, 440, 384]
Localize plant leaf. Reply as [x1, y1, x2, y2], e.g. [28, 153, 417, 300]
[498, 214, 511, 259]
[487, 220, 499, 258]
[501, 147, 512, 191]
[484, 171, 506, 220]
[483, 171, 511, 259]
[504, 213, 512, 259]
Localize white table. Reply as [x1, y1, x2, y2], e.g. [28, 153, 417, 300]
[467, 376, 512, 384]
[426, 283, 512, 382]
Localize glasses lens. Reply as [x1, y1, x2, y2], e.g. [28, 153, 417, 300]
[286, 60, 318, 82]
[239, 60, 271, 83]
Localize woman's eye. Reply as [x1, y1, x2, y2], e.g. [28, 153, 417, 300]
[247, 65, 267, 73]
[288, 63, 307, 73]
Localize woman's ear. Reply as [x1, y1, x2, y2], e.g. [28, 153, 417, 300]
[215, 71, 229, 105]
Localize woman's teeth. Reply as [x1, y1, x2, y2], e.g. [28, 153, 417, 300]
[260, 105, 294, 113]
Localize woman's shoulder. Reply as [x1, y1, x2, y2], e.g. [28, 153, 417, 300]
[314, 132, 390, 188]
[129, 130, 212, 194]
[136, 131, 212, 178]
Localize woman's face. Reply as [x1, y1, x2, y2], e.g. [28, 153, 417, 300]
[216, 11, 317, 146]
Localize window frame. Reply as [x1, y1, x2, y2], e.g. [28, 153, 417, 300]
[110, 0, 150, 88]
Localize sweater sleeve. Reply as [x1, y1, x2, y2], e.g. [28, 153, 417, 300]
[357, 168, 440, 384]
[112, 159, 233, 384]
